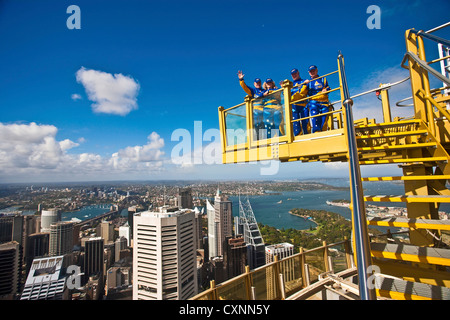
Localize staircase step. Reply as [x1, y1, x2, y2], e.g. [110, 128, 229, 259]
[364, 195, 450, 203]
[367, 216, 450, 231]
[359, 156, 448, 165]
[356, 129, 428, 140]
[356, 119, 421, 128]
[362, 175, 450, 181]
[370, 242, 450, 266]
[358, 142, 437, 152]
[374, 274, 450, 300]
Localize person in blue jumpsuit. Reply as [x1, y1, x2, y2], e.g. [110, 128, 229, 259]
[238, 70, 265, 140]
[289, 68, 309, 135]
[304, 65, 331, 133]
[262, 78, 283, 139]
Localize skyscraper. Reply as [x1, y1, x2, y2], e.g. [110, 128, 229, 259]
[119, 222, 131, 247]
[208, 188, 232, 258]
[0, 241, 21, 300]
[223, 235, 247, 280]
[236, 196, 265, 270]
[49, 221, 74, 257]
[98, 221, 114, 244]
[25, 233, 49, 274]
[177, 187, 193, 209]
[20, 255, 69, 300]
[40, 209, 61, 233]
[265, 243, 295, 300]
[83, 237, 104, 284]
[115, 236, 127, 262]
[206, 199, 218, 258]
[133, 207, 197, 300]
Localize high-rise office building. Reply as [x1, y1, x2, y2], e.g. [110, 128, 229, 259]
[119, 222, 131, 247]
[206, 199, 218, 258]
[40, 209, 61, 233]
[83, 237, 104, 284]
[115, 236, 127, 262]
[0, 241, 21, 300]
[25, 233, 49, 274]
[0, 215, 23, 245]
[265, 243, 295, 300]
[20, 255, 69, 300]
[98, 221, 114, 244]
[106, 266, 131, 295]
[208, 188, 232, 259]
[194, 207, 203, 249]
[133, 207, 197, 300]
[223, 235, 247, 280]
[236, 197, 265, 269]
[265, 243, 295, 263]
[176, 187, 193, 209]
[49, 221, 74, 256]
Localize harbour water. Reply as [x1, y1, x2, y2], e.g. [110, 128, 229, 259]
[230, 179, 450, 231]
[62, 204, 113, 223]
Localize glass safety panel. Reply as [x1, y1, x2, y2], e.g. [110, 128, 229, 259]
[252, 90, 286, 142]
[224, 103, 247, 147]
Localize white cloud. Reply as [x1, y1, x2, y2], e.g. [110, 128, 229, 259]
[116, 132, 165, 163]
[0, 122, 73, 170]
[59, 139, 80, 151]
[0, 122, 166, 182]
[76, 67, 140, 116]
[71, 93, 82, 101]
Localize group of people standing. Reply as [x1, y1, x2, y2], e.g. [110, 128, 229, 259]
[238, 65, 331, 139]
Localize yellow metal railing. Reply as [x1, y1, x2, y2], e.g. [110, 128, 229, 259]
[403, 27, 450, 142]
[190, 239, 353, 300]
[219, 64, 344, 155]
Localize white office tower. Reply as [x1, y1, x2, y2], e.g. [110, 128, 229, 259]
[265, 243, 295, 300]
[119, 222, 131, 247]
[49, 221, 74, 256]
[206, 199, 218, 258]
[20, 255, 69, 300]
[40, 209, 61, 233]
[265, 243, 294, 264]
[133, 207, 198, 300]
[208, 188, 232, 258]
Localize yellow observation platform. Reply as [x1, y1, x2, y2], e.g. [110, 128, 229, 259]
[192, 24, 450, 300]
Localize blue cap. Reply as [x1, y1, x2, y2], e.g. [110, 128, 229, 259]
[266, 78, 273, 83]
[308, 65, 318, 71]
[291, 68, 299, 74]
[254, 78, 261, 83]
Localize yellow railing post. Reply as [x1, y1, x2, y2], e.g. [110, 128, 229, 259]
[323, 241, 330, 273]
[273, 255, 282, 299]
[299, 247, 307, 288]
[282, 80, 294, 143]
[210, 280, 217, 300]
[218, 106, 226, 164]
[245, 96, 254, 146]
[417, 35, 436, 137]
[405, 29, 432, 126]
[343, 237, 353, 269]
[244, 265, 253, 300]
[379, 84, 392, 123]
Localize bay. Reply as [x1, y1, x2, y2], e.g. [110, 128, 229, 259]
[62, 204, 113, 223]
[229, 178, 450, 231]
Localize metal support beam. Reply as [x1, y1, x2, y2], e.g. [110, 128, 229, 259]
[338, 52, 376, 300]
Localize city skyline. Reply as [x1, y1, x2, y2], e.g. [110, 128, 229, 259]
[1, 1, 450, 183]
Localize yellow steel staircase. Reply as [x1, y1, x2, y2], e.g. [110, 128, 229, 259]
[195, 24, 450, 300]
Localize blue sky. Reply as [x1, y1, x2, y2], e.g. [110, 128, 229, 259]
[0, 0, 449, 183]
